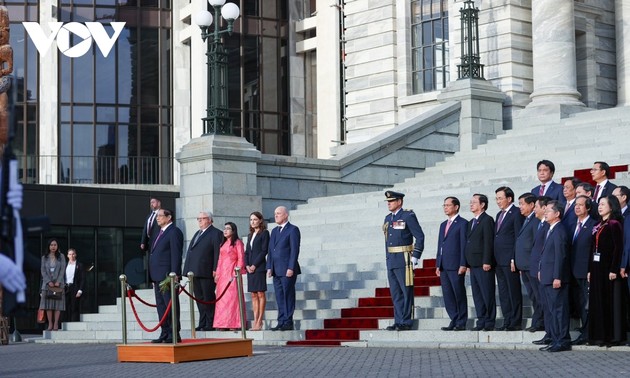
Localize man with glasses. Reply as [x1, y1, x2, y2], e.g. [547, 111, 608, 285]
[590, 161, 617, 202]
[182, 211, 223, 331]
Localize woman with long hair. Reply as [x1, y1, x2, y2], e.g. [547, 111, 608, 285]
[213, 222, 246, 330]
[587, 195, 628, 347]
[39, 238, 66, 331]
[245, 212, 269, 330]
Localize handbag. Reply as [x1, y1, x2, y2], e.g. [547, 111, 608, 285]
[37, 309, 46, 323]
[46, 286, 64, 300]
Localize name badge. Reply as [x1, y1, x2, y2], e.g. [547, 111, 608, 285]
[393, 220, 406, 230]
[593, 252, 601, 262]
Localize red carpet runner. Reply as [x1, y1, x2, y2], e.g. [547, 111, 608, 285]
[286, 259, 440, 346]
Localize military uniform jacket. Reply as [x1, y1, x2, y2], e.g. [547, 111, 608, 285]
[383, 209, 424, 269]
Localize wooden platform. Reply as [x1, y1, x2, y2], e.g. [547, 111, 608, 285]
[117, 338, 253, 363]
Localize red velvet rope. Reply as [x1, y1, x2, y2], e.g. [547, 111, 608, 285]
[127, 288, 157, 308]
[179, 277, 234, 305]
[127, 291, 173, 332]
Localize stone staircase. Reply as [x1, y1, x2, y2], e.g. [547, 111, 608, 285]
[39, 106, 630, 347]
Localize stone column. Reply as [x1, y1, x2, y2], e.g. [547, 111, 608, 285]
[616, 0, 630, 106]
[527, 0, 584, 109]
[176, 135, 262, 241]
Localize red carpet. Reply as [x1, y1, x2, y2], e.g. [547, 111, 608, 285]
[286, 258, 440, 347]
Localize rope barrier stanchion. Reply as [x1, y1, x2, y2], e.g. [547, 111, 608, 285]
[169, 272, 178, 345]
[187, 271, 196, 339]
[235, 267, 247, 340]
[119, 274, 128, 345]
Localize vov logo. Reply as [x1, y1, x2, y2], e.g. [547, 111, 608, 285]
[23, 22, 126, 58]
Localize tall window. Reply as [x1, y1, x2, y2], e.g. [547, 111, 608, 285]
[58, 1, 172, 184]
[411, 0, 449, 94]
[225, 0, 289, 155]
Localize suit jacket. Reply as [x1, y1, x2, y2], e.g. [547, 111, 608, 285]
[383, 209, 425, 269]
[569, 216, 597, 279]
[140, 210, 160, 251]
[149, 223, 184, 282]
[65, 261, 85, 292]
[267, 222, 301, 277]
[245, 229, 270, 270]
[514, 213, 537, 271]
[436, 215, 468, 270]
[40, 254, 67, 290]
[464, 211, 494, 268]
[539, 223, 570, 285]
[595, 180, 617, 201]
[529, 220, 549, 277]
[494, 205, 524, 266]
[182, 225, 222, 279]
[531, 181, 565, 205]
[561, 200, 577, 232]
[621, 214, 630, 271]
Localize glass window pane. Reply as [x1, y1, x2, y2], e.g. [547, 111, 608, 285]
[261, 37, 278, 112]
[60, 55, 71, 103]
[422, 22, 432, 45]
[117, 28, 133, 105]
[96, 106, 116, 123]
[73, 105, 93, 122]
[95, 31, 117, 104]
[424, 70, 434, 92]
[140, 28, 159, 105]
[73, 54, 94, 102]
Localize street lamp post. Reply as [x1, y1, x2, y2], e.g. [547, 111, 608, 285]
[194, 0, 240, 135]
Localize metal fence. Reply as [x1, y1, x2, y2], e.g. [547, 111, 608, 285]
[17, 155, 174, 185]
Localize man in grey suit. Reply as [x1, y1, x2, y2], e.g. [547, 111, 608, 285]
[182, 210, 222, 331]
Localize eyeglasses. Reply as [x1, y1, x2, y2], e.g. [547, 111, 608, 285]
[224, 227, 232, 231]
[196, 217, 209, 221]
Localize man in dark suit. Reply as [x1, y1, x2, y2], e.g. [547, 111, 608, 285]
[381, 191, 425, 331]
[538, 200, 571, 352]
[569, 195, 597, 345]
[182, 210, 222, 331]
[576, 182, 600, 220]
[149, 208, 183, 343]
[464, 193, 496, 331]
[514, 193, 539, 332]
[140, 197, 161, 252]
[531, 196, 551, 342]
[614, 186, 630, 343]
[561, 177, 580, 231]
[267, 206, 301, 331]
[494, 186, 524, 330]
[591, 161, 617, 202]
[531, 160, 565, 205]
[436, 196, 468, 331]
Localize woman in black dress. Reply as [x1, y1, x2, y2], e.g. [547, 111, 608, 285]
[587, 195, 628, 347]
[245, 211, 269, 330]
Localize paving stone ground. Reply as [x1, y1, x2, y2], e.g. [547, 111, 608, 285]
[1, 340, 629, 377]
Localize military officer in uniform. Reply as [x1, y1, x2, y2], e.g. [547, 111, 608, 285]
[383, 191, 425, 331]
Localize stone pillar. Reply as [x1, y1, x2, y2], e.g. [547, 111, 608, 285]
[176, 135, 262, 241]
[616, 0, 630, 106]
[437, 79, 504, 152]
[527, 0, 584, 109]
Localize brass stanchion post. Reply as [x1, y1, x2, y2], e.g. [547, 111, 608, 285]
[169, 272, 178, 345]
[119, 274, 127, 345]
[187, 271, 196, 339]
[235, 267, 247, 339]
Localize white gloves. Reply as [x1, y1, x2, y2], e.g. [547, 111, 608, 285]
[0, 254, 26, 293]
[411, 256, 419, 266]
[7, 182, 22, 210]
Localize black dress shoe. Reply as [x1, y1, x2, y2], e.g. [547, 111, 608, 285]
[270, 324, 283, 331]
[532, 338, 551, 345]
[548, 345, 571, 353]
[195, 326, 204, 331]
[397, 324, 412, 331]
[151, 334, 167, 343]
[201, 327, 216, 331]
[539, 345, 551, 351]
[441, 326, 454, 331]
[453, 326, 466, 331]
[386, 324, 398, 331]
[280, 323, 294, 331]
[571, 337, 587, 345]
[506, 326, 521, 331]
[483, 327, 494, 331]
[495, 326, 506, 331]
[472, 325, 484, 331]
[164, 335, 182, 343]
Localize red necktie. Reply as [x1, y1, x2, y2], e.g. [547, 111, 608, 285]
[496, 210, 506, 231]
[152, 229, 164, 250]
[539, 184, 545, 196]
